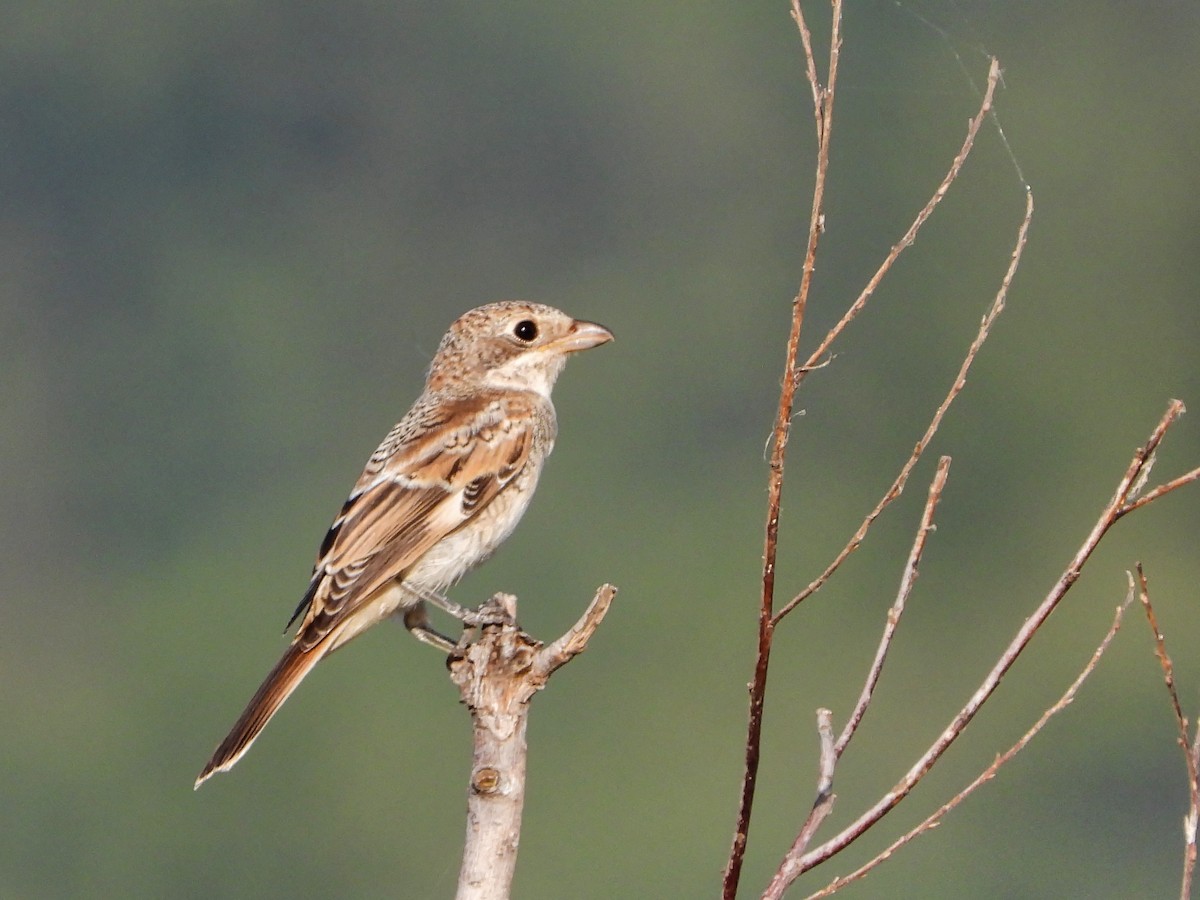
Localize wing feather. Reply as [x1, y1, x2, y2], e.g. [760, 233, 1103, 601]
[292, 391, 539, 649]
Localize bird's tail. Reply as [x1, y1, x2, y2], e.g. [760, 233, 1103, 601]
[195, 639, 326, 789]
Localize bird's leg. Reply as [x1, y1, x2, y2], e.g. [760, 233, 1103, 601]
[402, 602, 457, 653]
[400, 587, 522, 655]
[402, 584, 487, 625]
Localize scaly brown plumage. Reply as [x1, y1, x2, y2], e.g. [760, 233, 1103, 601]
[195, 302, 612, 788]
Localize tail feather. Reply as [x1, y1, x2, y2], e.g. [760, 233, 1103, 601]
[195, 639, 327, 789]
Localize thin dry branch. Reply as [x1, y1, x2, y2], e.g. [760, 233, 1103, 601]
[836, 455, 952, 756]
[721, 4, 842, 896]
[774, 184, 1031, 625]
[784, 400, 1194, 876]
[1119, 457, 1200, 516]
[1136, 564, 1200, 900]
[792, 1, 823, 136]
[451, 584, 616, 900]
[777, 183, 1032, 628]
[725, 8, 1014, 894]
[795, 56, 1004, 385]
[763, 457, 952, 900]
[802, 583, 1137, 899]
[729, 3, 1198, 896]
[760, 711, 841, 900]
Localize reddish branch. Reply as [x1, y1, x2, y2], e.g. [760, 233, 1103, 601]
[720, 3, 842, 896]
[1136, 564, 1200, 900]
[723, 3, 1009, 895]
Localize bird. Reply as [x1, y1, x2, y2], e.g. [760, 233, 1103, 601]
[195, 301, 613, 788]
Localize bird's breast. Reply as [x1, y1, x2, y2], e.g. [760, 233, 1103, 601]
[404, 460, 543, 592]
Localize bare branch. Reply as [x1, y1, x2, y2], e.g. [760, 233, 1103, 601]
[795, 56, 1005, 385]
[762, 710, 838, 900]
[451, 585, 616, 900]
[790, 0, 822, 135]
[1135, 564, 1200, 900]
[804, 583, 1136, 899]
[774, 184, 1031, 624]
[1119, 442, 1200, 516]
[1107, 401, 1197, 519]
[765, 458, 950, 898]
[836, 455, 952, 756]
[533, 583, 617, 679]
[786, 400, 1193, 875]
[727, 12, 1023, 896]
[722, 4, 842, 896]
[729, 4, 1198, 896]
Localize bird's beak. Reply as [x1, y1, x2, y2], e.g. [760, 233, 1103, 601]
[548, 319, 614, 354]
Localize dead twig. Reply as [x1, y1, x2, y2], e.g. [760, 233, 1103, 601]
[1136, 564, 1200, 900]
[724, 5, 1016, 893]
[803, 582, 1136, 899]
[782, 400, 1194, 876]
[795, 55, 1006, 387]
[1118, 457, 1200, 517]
[766, 708, 839, 900]
[729, 3, 1199, 896]
[774, 63, 1021, 626]
[764, 457, 952, 899]
[721, 3, 842, 896]
[836, 455, 951, 757]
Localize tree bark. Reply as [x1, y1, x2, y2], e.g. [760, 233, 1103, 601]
[450, 585, 616, 900]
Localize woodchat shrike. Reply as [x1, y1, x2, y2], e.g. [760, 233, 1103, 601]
[195, 301, 612, 788]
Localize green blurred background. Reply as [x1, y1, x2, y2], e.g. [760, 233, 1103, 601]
[3, 1, 1198, 897]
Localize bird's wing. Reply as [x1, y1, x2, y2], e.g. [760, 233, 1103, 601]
[290, 391, 539, 650]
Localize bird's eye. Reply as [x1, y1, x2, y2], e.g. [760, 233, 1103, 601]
[513, 319, 538, 342]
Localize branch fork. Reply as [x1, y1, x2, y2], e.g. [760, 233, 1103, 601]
[723, 3, 1200, 897]
[449, 584, 617, 900]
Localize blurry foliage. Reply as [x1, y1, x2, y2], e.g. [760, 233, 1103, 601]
[2, 1, 1198, 897]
